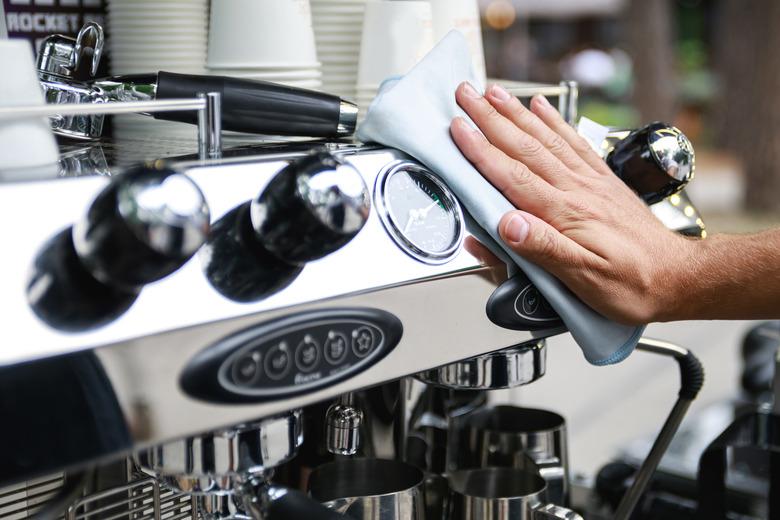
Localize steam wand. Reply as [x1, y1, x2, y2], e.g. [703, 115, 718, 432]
[613, 338, 705, 520]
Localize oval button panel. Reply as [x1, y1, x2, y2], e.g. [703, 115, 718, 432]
[180, 308, 403, 403]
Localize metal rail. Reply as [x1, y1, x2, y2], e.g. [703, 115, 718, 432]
[0, 96, 222, 160]
[495, 79, 579, 124]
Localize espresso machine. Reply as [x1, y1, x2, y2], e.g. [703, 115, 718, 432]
[0, 28, 707, 520]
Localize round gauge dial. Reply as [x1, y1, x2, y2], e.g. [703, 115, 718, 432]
[375, 162, 464, 264]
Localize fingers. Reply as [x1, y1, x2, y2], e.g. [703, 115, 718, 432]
[450, 117, 561, 217]
[498, 210, 600, 277]
[455, 82, 575, 188]
[482, 84, 595, 176]
[529, 94, 615, 176]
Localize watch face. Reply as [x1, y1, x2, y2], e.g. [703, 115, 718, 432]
[375, 162, 464, 264]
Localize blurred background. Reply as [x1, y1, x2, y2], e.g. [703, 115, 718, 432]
[479, 0, 780, 233]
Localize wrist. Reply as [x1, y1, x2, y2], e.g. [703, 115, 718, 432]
[651, 233, 710, 322]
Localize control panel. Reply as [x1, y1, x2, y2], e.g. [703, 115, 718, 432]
[180, 308, 403, 403]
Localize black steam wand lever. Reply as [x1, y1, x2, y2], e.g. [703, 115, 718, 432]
[92, 72, 359, 138]
[613, 338, 704, 520]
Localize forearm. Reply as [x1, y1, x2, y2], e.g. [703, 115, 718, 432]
[660, 230, 780, 321]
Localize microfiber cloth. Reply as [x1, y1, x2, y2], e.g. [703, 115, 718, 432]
[357, 31, 645, 365]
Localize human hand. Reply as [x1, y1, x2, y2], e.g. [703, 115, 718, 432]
[450, 82, 697, 325]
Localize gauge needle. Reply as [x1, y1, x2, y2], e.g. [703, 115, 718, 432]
[418, 201, 439, 218]
[403, 210, 418, 233]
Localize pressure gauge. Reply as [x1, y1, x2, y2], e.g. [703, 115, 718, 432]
[375, 161, 464, 264]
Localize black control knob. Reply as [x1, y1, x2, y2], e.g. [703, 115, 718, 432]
[250, 151, 370, 265]
[606, 122, 695, 205]
[73, 164, 210, 290]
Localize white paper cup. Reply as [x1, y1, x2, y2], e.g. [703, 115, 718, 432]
[357, 1, 434, 86]
[0, 39, 60, 170]
[429, 0, 486, 82]
[208, 69, 322, 79]
[208, 0, 318, 69]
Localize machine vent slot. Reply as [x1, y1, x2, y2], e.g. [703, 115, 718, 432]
[0, 469, 195, 520]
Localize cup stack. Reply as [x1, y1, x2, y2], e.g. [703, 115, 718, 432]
[356, 0, 434, 119]
[206, 0, 322, 91]
[429, 0, 486, 83]
[107, 0, 210, 141]
[106, 0, 209, 75]
[310, 0, 369, 101]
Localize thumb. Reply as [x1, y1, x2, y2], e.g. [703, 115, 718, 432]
[498, 211, 581, 271]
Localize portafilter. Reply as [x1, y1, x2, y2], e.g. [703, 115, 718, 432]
[137, 410, 342, 520]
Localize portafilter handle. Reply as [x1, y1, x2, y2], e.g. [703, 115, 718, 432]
[606, 122, 695, 205]
[240, 482, 344, 520]
[534, 504, 585, 520]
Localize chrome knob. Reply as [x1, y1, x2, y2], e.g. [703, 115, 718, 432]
[73, 164, 210, 290]
[250, 151, 370, 265]
[606, 122, 695, 205]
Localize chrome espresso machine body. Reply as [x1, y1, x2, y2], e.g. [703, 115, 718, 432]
[0, 73, 704, 520]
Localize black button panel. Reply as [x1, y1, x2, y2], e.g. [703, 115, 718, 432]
[180, 308, 403, 403]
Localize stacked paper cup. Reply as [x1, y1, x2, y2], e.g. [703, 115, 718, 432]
[107, 0, 209, 75]
[107, 0, 210, 140]
[430, 0, 486, 83]
[206, 0, 322, 91]
[356, 0, 434, 119]
[310, 0, 369, 101]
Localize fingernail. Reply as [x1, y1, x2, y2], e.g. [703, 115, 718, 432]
[454, 117, 478, 135]
[489, 84, 511, 102]
[461, 82, 482, 99]
[504, 214, 529, 243]
[534, 94, 552, 109]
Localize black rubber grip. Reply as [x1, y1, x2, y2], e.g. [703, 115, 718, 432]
[677, 350, 704, 400]
[265, 488, 344, 520]
[154, 71, 344, 137]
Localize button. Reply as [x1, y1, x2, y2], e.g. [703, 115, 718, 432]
[232, 351, 261, 386]
[351, 326, 375, 358]
[264, 342, 291, 380]
[324, 331, 349, 365]
[521, 287, 540, 316]
[295, 335, 320, 372]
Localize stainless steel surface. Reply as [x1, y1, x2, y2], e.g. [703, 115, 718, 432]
[35, 23, 106, 140]
[138, 411, 303, 496]
[326, 402, 363, 456]
[558, 81, 579, 126]
[458, 406, 569, 506]
[36, 22, 104, 79]
[338, 101, 359, 136]
[309, 459, 425, 520]
[374, 160, 465, 265]
[416, 340, 546, 390]
[2, 147, 513, 366]
[649, 190, 707, 238]
[205, 93, 223, 159]
[447, 468, 583, 520]
[71, 23, 105, 78]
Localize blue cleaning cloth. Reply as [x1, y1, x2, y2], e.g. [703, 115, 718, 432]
[357, 31, 644, 365]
